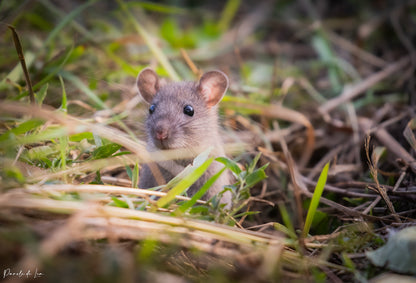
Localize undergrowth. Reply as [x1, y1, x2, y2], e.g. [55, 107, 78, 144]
[1, 1, 416, 282]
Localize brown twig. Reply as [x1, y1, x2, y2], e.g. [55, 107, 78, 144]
[364, 135, 401, 223]
[359, 117, 416, 173]
[180, 48, 202, 78]
[319, 56, 410, 114]
[274, 121, 305, 241]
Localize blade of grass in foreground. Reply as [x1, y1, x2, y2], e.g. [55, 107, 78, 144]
[156, 157, 213, 208]
[176, 167, 226, 214]
[302, 162, 329, 238]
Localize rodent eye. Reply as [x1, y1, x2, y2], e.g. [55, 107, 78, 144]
[149, 104, 156, 114]
[183, 105, 194, 117]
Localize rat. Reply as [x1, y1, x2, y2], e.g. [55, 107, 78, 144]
[136, 68, 232, 206]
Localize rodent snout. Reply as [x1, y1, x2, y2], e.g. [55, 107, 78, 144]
[155, 128, 168, 141]
[154, 122, 170, 141]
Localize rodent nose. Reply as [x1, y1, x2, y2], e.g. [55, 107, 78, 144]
[155, 128, 168, 141]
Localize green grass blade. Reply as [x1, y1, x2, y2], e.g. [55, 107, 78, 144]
[302, 162, 330, 238]
[277, 201, 297, 240]
[136, 2, 187, 14]
[16, 46, 74, 100]
[59, 135, 68, 171]
[0, 119, 44, 142]
[110, 196, 129, 208]
[61, 71, 108, 110]
[0, 52, 35, 90]
[117, 0, 180, 81]
[156, 157, 213, 208]
[0, 127, 68, 147]
[35, 83, 48, 105]
[58, 75, 67, 112]
[44, 0, 97, 45]
[132, 163, 139, 188]
[216, 156, 241, 175]
[312, 34, 341, 92]
[176, 167, 226, 213]
[217, 0, 241, 32]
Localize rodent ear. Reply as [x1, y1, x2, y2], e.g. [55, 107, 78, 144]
[197, 70, 229, 107]
[136, 68, 160, 103]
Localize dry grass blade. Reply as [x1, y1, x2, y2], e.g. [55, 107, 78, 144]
[326, 29, 387, 68]
[223, 100, 315, 167]
[25, 184, 207, 204]
[0, 195, 284, 247]
[8, 25, 35, 104]
[180, 48, 202, 78]
[319, 56, 410, 114]
[274, 121, 305, 233]
[0, 193, 349, 277]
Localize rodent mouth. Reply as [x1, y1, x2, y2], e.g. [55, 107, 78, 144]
[155, 140, 170, 150]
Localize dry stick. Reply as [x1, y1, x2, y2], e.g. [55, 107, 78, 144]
[307, 144, 343, 180]
[326, 30, 387, 68]
[362, 196, 381, 215]
[346, 102, 361, 164]
[274, 122, 305, 236]
[8, 25, 35, 104]
[319, 56, 410, 114]
[180, 48, 202, 78]
[359, 117, 416, 172]
[298, 172, 382, 221]
[225, 101, 315, 167]
[301, 177, 378, 199]
[391, 7, 416, 97]
[393, 167, 408, 192]
[268, 143, 384, 221]
[364, 135, 401, 223]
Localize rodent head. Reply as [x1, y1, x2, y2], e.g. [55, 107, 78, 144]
[136, 68, 229, 151]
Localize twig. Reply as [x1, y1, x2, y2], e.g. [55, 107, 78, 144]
[222, 100, 315, 167]
[180, 48, 202, 78]
[319, 56, 410, 114]
[359, 117, 416, 172]
[362, 196, 381, 215]
[301, 177, 379, 199]
[364, 135, 401, 223]
[393, 167, 408, 192]
[326, 30, 387, 68]
[274, 121, 305, 234]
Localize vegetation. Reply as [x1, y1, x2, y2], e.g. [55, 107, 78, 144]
[1, 1, 415, 282]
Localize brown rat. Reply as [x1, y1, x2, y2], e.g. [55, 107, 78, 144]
[136, 68, 232, 206]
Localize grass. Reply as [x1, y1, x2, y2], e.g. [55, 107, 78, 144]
[1, 0, 416, 282]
